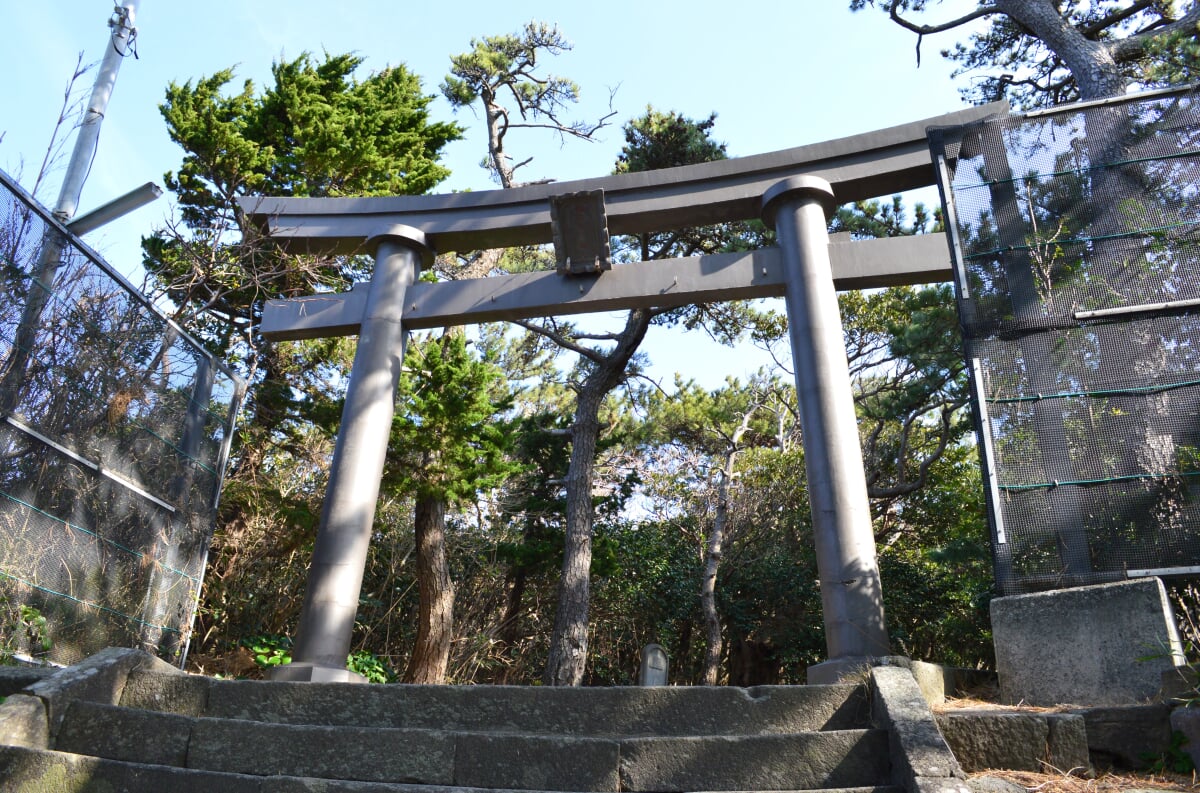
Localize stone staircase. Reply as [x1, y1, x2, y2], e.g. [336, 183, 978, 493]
[0, 649, 968, 793]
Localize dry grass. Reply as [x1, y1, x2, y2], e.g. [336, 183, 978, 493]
[971, 768, 1198, 791]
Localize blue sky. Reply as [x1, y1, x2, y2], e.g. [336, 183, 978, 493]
[0, 0, 981, 386]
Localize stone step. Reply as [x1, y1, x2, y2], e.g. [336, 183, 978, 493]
[55, 699, 892, 791]
[119, 671, 871, 735]
[0, 744, 902, 793]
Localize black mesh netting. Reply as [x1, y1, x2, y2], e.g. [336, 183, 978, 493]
[0, 170, 243, 665]
[933, 87, 1200, 595]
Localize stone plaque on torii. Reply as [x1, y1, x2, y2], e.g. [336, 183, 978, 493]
[243, 101, 1006, 684]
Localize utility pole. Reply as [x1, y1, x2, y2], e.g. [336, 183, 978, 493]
[55, 2, 140, 222]
[0, 2, 140, 414]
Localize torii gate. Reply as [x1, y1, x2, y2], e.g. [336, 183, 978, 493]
[245, 100, 1007, 684]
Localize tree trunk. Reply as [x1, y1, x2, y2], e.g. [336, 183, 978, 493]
[543, 385, 603, 686]
[404, 492, 454, 684]
[543, 308, 652, 686]
[701, 446, 737, 685]
[994, 0, 1126, 100]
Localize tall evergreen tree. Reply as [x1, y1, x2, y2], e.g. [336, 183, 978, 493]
[383, 332, 517, 683]
[143, 52, 460, 655]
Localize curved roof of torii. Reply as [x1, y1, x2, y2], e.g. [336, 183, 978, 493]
[239, 101, 1007, 256]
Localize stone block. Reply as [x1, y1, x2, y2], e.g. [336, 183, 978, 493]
[189, 719, 455, 784]
[619, 731, 889, 792]
[1161, 664, 1200, 703]
[0, 666, 54, 698]
[937, 711, 1047, 772]
[912, 660, 956, 706]
[55, 700, 192, 766]
[0, 694, 47, 749]
[23, 647, 171, 737]
[1045, 713, 1091, 775]
[991, 579, 1184, 706]
[120, 669, 210, 715]
[455, 733, 619, 791]
[911, 662, 1000, 707]
[872, 665, 964, 788]
[206, 679, 869, 735]
[0, 744, 263, 793]
[1074, 703, 1173, 770]
[1169, 706, 1200, 773]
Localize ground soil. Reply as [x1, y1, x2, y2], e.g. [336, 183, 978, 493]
[970, 768, 1197, 791]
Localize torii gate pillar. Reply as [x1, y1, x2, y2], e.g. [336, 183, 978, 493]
[763, 177, 891, 681]
[271, 225, 431, 683]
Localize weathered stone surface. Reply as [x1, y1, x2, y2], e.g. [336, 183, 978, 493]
[206, 680, 869, 735]
[912, 661, 955, 706]
[455, 733, 620, 791]
[1074, 703, 1172, 770]
[23, 647, 176, 736]
[1044, 713, 1090, 775]
[991, 579, 1184, 706]
[936, 712, 1048, 772]
[967, 776, 1028, 793]
[120, 669, 211, 715]
[619, 731, 890, 791]
[0, 666, 54, 697]
[912, 780, 973, 793]
[55, 700, 192, 766]
[1162, 665, 1200, 703]
[0, 744, 262, 793]
[911, 662, 999, 707]
[1169, 706, 1200, 772]
[189, 719, 455, 783]
[0, 694, 47, 748]
[872, 665, 964, 788]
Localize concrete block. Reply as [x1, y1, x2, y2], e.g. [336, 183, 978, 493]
[1073, 703, 1173, 770]
[189, 719, 455, 783]
[618, 731, 890, 792]
[455, 733, 619, 791]
[0, 694, 47, 748]
[991, 579, 1184, 706]
[55, 700, 192, 766]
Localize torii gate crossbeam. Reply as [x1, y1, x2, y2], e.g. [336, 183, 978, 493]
[245, 101, 1007, 684]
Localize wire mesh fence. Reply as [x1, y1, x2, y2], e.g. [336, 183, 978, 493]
[0, 169, 243, 666]
[932, 86, 1200, 595]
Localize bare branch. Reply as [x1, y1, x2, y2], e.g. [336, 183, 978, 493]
[887, 0, 1001, 64]
[1079, 0, 1155, 38]
[512, 318, 604, 363]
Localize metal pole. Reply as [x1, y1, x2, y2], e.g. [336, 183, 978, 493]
[0, 3, 140, 416]
[272, 226, 431, 683]
[55, 2, 139, 221]
[762, 176, 891, 681]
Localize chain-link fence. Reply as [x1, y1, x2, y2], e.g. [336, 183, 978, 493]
[0, 169, 243, 666]
[932, 86, 1200, 595]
